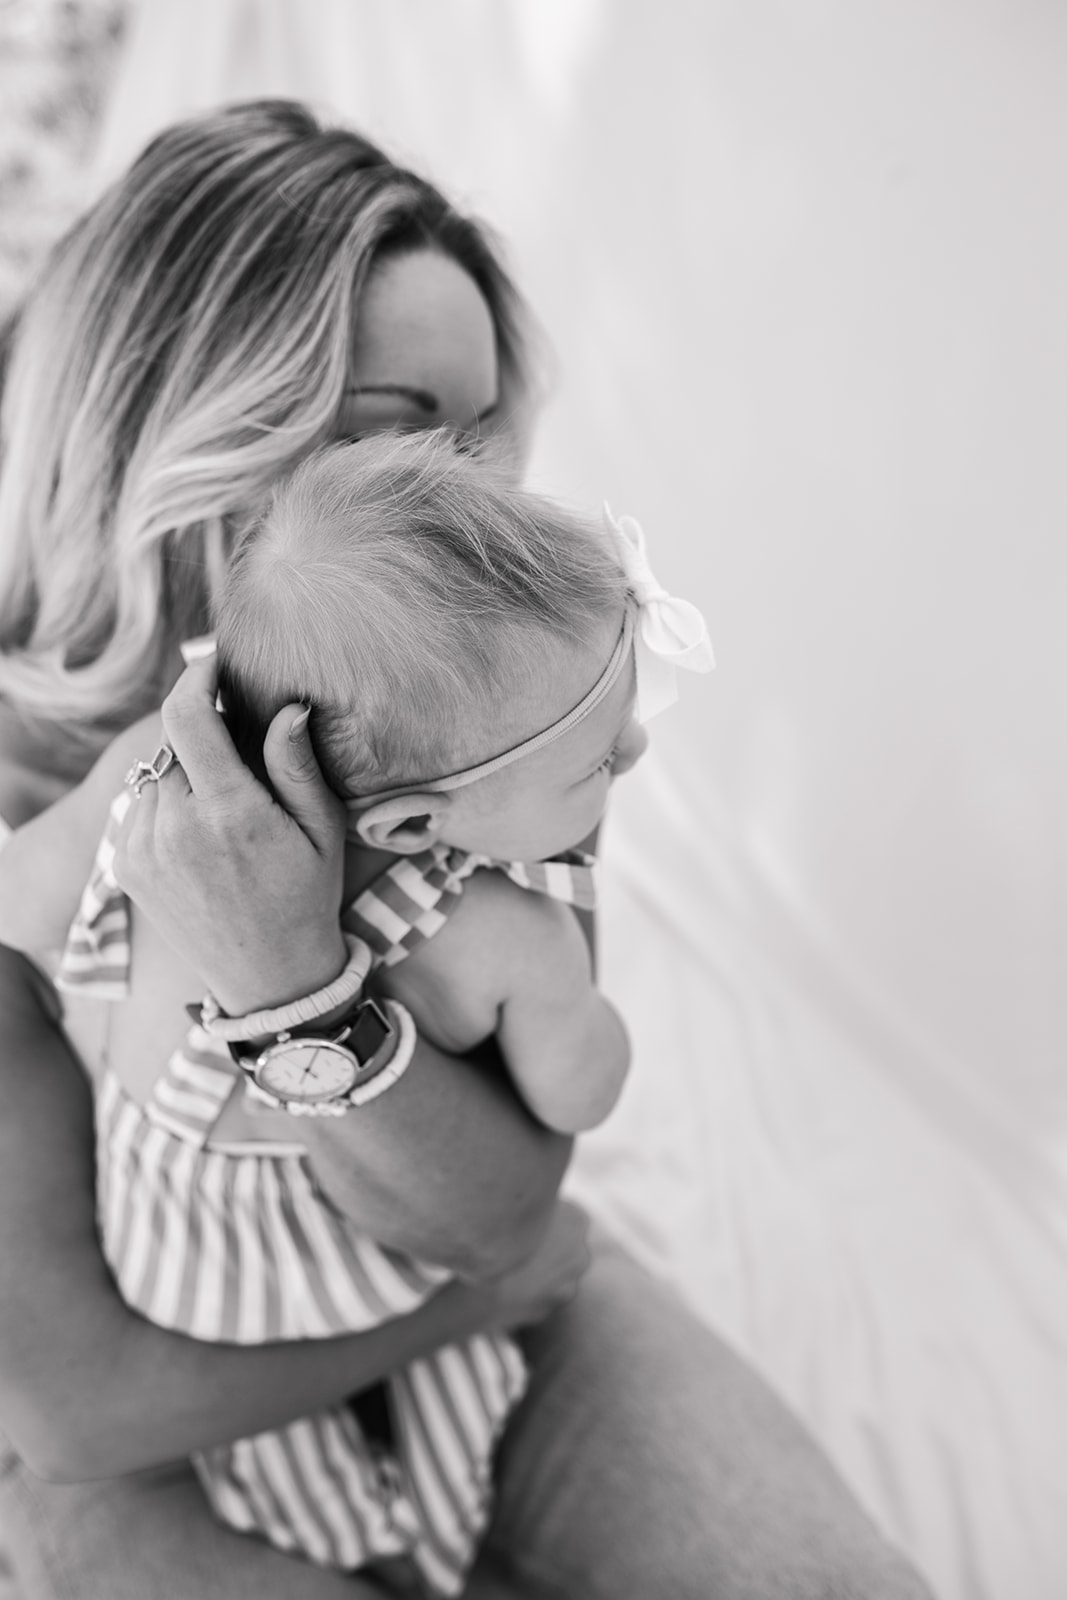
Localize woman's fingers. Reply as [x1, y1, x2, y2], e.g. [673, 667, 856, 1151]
[114, 761, 159, 866]
[113, 760, 199, 906]
[110, 660, 350, 1015]
[489, 1201, 591, 1329]
[161, 666, 345, 863]
[159, 657, 248, 802]
[542, 1199, 592, 1289]
[262, 704, 347, 860]
[114, 751, 348, 1013]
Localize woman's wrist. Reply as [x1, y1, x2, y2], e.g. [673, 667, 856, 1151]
[204, 924, 350, 1018]
[200, 932, 372, 1040]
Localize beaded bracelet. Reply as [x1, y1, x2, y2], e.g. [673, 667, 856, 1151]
[197, 932, 373, 1042]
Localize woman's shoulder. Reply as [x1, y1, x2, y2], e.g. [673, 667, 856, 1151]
[0, 703, 164, 828]
[0, 711, 71, 828]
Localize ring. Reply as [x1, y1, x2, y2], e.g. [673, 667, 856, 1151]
[124, 744, 179, 797]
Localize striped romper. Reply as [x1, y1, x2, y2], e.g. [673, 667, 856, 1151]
[58, 804, 596, 1595]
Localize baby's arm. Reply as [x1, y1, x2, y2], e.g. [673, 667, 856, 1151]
[0, 713, 161, 953]
[495, 890, 630, 1133]
[378, 870, 630, 1135]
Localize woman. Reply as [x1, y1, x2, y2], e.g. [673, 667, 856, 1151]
[0, 101, 931, 1599]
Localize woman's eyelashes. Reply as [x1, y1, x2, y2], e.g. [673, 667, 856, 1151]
[337, 410, 497, 452]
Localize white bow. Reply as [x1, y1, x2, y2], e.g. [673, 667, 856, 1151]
[603, 506, 714, 722]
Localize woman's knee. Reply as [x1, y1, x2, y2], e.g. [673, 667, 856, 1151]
[502, 1235, 934, 1600]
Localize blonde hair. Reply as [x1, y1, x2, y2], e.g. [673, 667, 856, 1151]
[0, 100, 534, 766]
[217, 433, 627, 797]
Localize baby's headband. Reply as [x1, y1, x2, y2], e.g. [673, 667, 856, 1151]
[349, 507, 713, 809]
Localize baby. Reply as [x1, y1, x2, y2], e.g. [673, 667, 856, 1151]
[0, 432, 711, 1593]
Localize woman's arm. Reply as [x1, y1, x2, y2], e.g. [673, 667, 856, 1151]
[0, 714, 162, 952]
[115, 659, 574, 1275]
[295, 1034, 572, 1275]
[0, 945, 587, 1482]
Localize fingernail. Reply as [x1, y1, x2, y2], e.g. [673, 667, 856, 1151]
[289, 706, 310, 740]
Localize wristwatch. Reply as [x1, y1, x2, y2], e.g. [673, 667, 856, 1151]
[229, 997, 405, 1117]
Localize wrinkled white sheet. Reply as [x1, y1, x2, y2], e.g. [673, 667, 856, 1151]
[575, 753, 1067, 1600]
[88, 4, 1067, 1597]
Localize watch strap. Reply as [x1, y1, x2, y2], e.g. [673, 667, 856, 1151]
[344, 998, 416, 1107]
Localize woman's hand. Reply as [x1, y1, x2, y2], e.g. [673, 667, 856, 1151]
[114, 656, 348, 1014]
[478, 1200, 591, 1329]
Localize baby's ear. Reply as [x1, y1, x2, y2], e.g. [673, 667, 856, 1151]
[350, 793, 452, 854]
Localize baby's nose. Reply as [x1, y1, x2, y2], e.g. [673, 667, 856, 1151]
[611, 720, 649, 779]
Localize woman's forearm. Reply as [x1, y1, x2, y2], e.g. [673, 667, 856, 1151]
[0, 950, 519, 1481]
[298, 1034, 573, 1278]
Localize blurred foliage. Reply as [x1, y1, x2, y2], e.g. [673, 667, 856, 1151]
[0, 0, 129, 315]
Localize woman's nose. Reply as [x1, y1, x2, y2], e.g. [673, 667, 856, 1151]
[611, 720, 649, 778]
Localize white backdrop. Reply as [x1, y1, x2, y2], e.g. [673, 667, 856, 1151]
[93, 5, 1067, 1597]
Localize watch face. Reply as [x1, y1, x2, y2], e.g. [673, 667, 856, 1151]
[255, 1039, 359, 1104]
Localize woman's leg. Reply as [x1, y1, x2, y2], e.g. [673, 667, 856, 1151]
[2, 1240, 936, 1600]
[0, 1433, 390, 1600]
[470, 1230, 935, 1600]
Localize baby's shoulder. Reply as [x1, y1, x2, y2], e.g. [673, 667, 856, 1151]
[378, 864, 586, 1052]
[419, 865, 578, 982]
[460, 864, 573, 927]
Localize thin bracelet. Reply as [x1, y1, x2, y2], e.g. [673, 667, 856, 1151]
[198, 933, 373, 1042]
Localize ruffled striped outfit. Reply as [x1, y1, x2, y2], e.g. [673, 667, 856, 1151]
[58, 794, 596, 1595]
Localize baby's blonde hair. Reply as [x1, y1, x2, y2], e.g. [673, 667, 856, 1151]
[217, 433, 628, 797]
[0, 101, 534, 767]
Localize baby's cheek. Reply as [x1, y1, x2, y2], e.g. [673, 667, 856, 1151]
[582, 781, 613, 834]
[611, 722, 649, 778]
